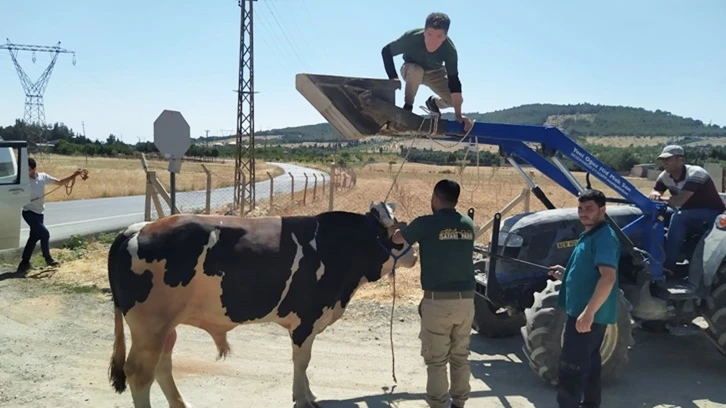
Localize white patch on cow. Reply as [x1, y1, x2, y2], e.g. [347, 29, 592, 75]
[309, 221, 319, 251]
[315, 264, 325, 281]
[123, 221, 150, 237]
[266, 232, 305, 324]
[369, 201, 397, 228]
[196, 229, 221, 276]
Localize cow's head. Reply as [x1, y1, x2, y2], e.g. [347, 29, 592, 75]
[366, 201, 417, 276]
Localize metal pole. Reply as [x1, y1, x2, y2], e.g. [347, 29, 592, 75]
[170, 172, 176, 215]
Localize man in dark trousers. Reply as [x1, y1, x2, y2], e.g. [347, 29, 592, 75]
[17, 157, 83, 274]
[391, 179, 476, 408]
[381, 12, 473, 132]
[548, 189, 620, 408]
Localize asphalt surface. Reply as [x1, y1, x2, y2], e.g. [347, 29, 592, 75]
[18, 162, 327, 244]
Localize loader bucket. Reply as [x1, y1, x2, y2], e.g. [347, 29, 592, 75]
[295, 73, 446, 140]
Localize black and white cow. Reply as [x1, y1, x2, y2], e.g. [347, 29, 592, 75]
[106, 201, 417, 408]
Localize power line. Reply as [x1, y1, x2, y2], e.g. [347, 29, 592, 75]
[0, 38, 76, 127]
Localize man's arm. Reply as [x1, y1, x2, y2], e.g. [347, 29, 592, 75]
[443, 45, 463, 119]
[392, 217, 422, 246]
[667, 168, 708, 207]
[50, 170, 81, 186]
[582, 265, 617, 318]
[381, 33, 410, 80]
[649, 172, 668, 200]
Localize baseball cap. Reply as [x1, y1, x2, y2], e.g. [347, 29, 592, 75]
[658, 145, 684, 159]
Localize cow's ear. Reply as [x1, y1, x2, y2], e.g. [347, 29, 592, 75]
[388, 202, 397, 212]
[370, 200, 375, 209]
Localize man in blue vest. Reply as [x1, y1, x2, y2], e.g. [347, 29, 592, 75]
[548, 189, 620, 408]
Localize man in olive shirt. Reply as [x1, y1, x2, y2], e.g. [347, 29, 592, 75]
[392, 179, 476, 408]
[381, 12, 473, 132]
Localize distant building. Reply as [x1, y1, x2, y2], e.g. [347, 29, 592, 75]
[630, 163, 656, 178]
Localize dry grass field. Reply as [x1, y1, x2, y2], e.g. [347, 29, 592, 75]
[40, 161, 657, 306]
[27, 154, 283, 202]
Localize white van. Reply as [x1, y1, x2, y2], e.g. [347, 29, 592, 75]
[0, 136, 19, 184]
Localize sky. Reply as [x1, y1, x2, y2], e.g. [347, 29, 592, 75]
[1, 0, 724, 143]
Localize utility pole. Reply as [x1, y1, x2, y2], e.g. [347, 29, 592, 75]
[0, 39, 76, 127]
[233, 0, 256, 214]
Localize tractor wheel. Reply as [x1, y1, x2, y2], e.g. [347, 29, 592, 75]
[473, 290, 526, 338]
[700, 263, 726, 355]
[521, 279, 634, 386]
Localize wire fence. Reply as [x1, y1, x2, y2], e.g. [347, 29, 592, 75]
[141, 155, 357, 220]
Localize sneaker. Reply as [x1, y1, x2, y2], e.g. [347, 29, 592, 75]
[425, 96, 440, 114]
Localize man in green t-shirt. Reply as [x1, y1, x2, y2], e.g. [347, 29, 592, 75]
[548, 189, 619, 408]
[392, 179, 476, 408]
[381, 12, 473, 132]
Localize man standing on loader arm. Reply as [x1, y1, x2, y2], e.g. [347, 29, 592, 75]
[381, 12, 473, 132]
[548, 189, 620, 408]
[648, 144, 726, 273]
[391, 179, 476, 408]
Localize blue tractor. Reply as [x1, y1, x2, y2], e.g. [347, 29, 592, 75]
[296, 73, 726, 385]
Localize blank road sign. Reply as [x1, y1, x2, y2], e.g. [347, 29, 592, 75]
[154, 109, 191, 159]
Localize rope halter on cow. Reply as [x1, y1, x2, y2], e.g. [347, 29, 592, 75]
[365, 205, 414, 385]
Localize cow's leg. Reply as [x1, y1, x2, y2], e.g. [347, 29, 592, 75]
[155, 329, 192, 408]
[291, 334, 319, 408]
[125, 335, 164, 408]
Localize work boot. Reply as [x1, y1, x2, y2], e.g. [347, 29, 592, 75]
[425, 96, 440, 114]
[45, 258, 60, 267]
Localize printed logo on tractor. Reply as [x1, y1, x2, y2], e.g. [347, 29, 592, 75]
[439, 228, 474, 241]
[556, 239, 578, 249]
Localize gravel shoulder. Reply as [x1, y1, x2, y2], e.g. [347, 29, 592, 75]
[1, 275, 725, 408]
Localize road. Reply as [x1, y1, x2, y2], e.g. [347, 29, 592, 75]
[19, 162, 327, 244]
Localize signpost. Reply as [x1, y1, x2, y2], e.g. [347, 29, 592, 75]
[154, 110, 191, 215]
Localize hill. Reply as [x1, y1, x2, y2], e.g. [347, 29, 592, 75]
[247, 103, 726, 143]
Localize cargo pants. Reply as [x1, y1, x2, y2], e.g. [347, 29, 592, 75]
[418, 290, 475, 408]
[400, 63, 454, 111]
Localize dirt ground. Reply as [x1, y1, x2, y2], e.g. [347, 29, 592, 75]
[1, 275, 726, 408]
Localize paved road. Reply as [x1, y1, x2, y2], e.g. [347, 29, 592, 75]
[18, 162, 327, 244]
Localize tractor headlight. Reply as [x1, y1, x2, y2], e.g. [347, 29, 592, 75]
[716, 214, 726, 231]
[498, 231, 524, 248]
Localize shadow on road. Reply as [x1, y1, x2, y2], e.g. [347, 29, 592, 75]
[318, 389, 500, 408]
[468, 328, 726, 408]
[0, 268, 56, 282]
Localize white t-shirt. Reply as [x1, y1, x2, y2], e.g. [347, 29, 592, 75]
[24, 172, 58, 214]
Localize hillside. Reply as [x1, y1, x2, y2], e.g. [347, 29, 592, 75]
[249, 103, 726, 143]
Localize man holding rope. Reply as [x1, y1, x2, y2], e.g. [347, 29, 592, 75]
[548, 189, 619, 408]
[392, 179, 476, 408]
[16, 157, 85, 274]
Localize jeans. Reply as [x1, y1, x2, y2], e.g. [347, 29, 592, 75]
[665, 208, 722, 270]
[21, 210, 52, 263]
[557, 315, 606, 408]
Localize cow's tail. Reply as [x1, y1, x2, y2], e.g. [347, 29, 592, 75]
[107, 229, 131, 394]
[108, 306, 127, 393]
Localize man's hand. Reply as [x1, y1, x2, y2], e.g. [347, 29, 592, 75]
[458, 115, 473, 132]
[548, 265, 565, 280]
[648, 191, 662, 200]
[576, 309, 595, 333]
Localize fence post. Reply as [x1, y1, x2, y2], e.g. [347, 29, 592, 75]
[303, 173, 309, 205]
[202, 164, 212, 214]
[312, 174, 318, 202]
[328, 165, 336, 211]
[267, 171, 273, 209]
[321, 174, 326, 196]
[141, 154, 151, 221]
[289, 172, 295, 202]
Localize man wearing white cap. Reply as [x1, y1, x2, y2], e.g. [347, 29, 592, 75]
[648, 145, 726, 272]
